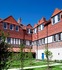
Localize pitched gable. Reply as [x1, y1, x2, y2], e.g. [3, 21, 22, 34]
[51, 8, 62, 17]
[2, 16, 19, 25]
[27, 24, 32, 29]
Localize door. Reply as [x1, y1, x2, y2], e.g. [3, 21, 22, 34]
[42, 53, 44, 60]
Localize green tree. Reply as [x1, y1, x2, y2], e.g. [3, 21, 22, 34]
[44, 49, 53, 69]
[19, 44, 25, 70]
[0, 31, 12, 70]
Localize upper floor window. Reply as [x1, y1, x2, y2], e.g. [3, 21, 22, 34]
[10, 24, 14, 30]
[33, 28, 37, 34]
[16, 26, 19, 31]
[52, 13, 60, 25]
[3, 23, 7, 29]
[27, 29, 32, 34]
[38, 24, 44, 31]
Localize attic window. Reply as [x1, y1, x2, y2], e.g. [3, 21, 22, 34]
[38, 24, 44, 31]
[3, 23, 7, 29]
[10, 24, 14, 30]
[16, 26, 19, 31]
[52, 13, 60, 25]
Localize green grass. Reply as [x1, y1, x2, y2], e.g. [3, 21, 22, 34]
[9, 59, 55, 68]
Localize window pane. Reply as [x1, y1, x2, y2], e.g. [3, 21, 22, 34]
[7, 38, 11, 44]
[57, 14, 60, 21]
[16, 26, 19, 31]
[10, 24, 14, 30]
[3, 23, 7, 29]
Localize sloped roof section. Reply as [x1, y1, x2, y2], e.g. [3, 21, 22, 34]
[51, 8, 62, 17]
[33, 24, 37, 28]
[27, 24, 33, 29]
[2, 16, 19, 25]
[38, 17, 46, 25]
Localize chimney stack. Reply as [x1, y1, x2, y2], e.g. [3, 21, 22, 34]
[17, 18, 22, 24]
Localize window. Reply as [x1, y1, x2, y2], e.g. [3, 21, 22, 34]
[52, 17, 55, 24]
[57, 33, 61, 41]
[10, 24, 14, 30]
[33, 41, 37, 46]
[27, 29, 32, 34]
[26, 40, 30, 46]
[33, 28, 37, 33]
[7, 38, 11, 44]
[16, 39, 19, 44]
[38, 25, 41, 31]
[3, 23, 7, 29]
[41, 38, 45, 44]
[11, 38, 14, 44]
[53, 35, 56, 42]
[38, 39, 42, 46]
[38, 24, 44, 31]
[57, 14, 60, 21]
[16, 26, 19, 31]
[52, 14, 60, 25]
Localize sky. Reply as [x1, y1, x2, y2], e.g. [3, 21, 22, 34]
[0, 0, 62, 26]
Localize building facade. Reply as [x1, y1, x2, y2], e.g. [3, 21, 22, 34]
[0, 8, 62, 60]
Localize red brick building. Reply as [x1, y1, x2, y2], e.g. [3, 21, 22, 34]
[0, 8, 62, 60]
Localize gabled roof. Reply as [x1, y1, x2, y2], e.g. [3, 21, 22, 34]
[51, 8, 62, 17]
[27, 24, 32, 29]
[33, 24, 37, 28]
[2, 16, 19, 26]
[38, 17, 46, 25]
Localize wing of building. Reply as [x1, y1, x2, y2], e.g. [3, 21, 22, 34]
[0, 8, 62, 60]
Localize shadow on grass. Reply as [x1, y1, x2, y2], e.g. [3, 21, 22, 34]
[46, 66, 55, 70]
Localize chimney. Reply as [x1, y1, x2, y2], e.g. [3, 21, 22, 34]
[42, 17, 46, 21]
[17, 18, 22, 24]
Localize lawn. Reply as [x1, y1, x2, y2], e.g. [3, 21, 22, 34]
[9, 59, 55, 68]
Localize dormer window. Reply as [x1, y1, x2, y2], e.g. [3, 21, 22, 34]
[33, 28, 37, 33]
[27, 29, 32, 34]
[16, 26, 19, 31]
[52, 13, 60, 25]
[10, 24, 14, 30]
[3, 23, 7, 29]
[38, 24, 44, 31]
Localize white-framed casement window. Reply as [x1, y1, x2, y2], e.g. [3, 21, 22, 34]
[61, 33, 62, 40]
[33, 41, 37, 46]
[53, 33, 61, 42]
[3, 23, 7, 29]
[7, 37, 11, 44]
[57, 33, 61, 41]
[52, 13, 60, 25]
[38, 39, 42, 46]
[41, 38, 45, 44]
[52, 35, 56, 42]
[11, 38, 14, 44]
[38, 24, 44, 31]
[33, 28, 37, 34]
[26, 40, 30, 46]
[10, 24, 14, 30]
[16, 39, 19, 44]
[27, 29, 31, 34]
[16, 26, 19, 31]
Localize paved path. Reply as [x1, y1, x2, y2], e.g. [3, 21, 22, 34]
[8, 63, 62, 70]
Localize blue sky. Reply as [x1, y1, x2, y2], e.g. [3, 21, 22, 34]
[0, 0, 62, 26]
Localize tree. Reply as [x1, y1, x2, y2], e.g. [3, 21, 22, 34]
[44, 49, 53, 69]
[0, 31, 12, 70]
[19, 44, 25, 70]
